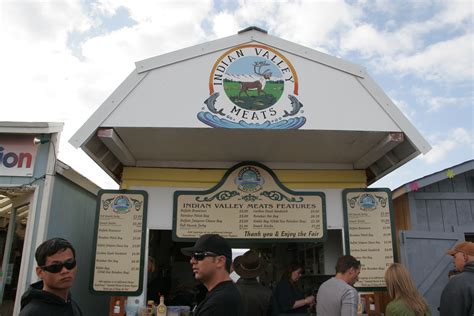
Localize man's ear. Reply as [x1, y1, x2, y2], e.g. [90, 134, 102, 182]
[36, 266, 43, 280]
[217, 256, 227, 268]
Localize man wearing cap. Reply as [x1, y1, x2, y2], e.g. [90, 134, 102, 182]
[439, 241, 474, 316]
[181, 234, 243, 316]
[233, 250, 272, 316]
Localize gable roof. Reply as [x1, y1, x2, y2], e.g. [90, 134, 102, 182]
[70, 27, 430, 185]
[393, 159, 474, 198]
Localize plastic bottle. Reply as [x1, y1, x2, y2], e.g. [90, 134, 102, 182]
[147, 300, 155, 316]
[113, 300, 121, 315]
[156, 295, 167, 316]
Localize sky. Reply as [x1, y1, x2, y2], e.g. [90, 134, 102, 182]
[1, 0, 473, 190]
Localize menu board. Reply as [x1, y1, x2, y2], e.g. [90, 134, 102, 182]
[173, 162, 326, 242]
[90, 190, 148, 295]
[343, 189, 396, 290]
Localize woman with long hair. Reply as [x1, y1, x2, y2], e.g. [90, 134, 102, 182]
[273, 263, 314, 315]
[384, 263, 431, 316]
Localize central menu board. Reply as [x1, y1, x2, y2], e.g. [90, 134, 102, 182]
[90, 190, 148, 295]
[173, 162, 326, 242]
[343, 188, 396, 290]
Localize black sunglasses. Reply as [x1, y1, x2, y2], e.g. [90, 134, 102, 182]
[41, 258, 76, 273]
[192, 251, 219, 261]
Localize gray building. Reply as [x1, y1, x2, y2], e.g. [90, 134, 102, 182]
[392, 159, 474, 316]
[0, 122, 108, 315]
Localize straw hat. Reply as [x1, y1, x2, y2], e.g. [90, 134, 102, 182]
[233, 250, 266, 279]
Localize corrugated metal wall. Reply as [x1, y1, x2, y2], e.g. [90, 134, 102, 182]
[48, 175, 108, 315]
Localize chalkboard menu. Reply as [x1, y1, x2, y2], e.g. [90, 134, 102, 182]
[91, 190, 148, 295]
[173, 162, 326, 242]
[343, 188, 396, 290]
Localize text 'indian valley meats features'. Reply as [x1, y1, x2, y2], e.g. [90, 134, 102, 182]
[93, 193, 145, 292]
[198, 44, 306, 129]
[174, 164, 326, 241]
[345, 191, 394, 288]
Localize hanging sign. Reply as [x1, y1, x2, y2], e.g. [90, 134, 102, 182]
[90, 190, 148, 295]
[198, 44, 306, 129]
[343, 188, 396, 290]
[173, 162, 326, 242]
[0, 135, 38, 177]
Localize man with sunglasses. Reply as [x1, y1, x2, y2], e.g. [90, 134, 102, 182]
[20, 237, 82, 315]
[181, 234, 243, 316]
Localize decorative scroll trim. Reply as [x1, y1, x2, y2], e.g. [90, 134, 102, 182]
[261, 191, 304, 202]
[196, 190, 240, 202]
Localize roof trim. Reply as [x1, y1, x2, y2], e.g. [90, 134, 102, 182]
[356, 75, 431, 155]
[69, 70, 148, 148]
[135, 29, 365, 78]
[238, 26, 268, 34]
[0, 122, 63, 134]
[55, 160, 102, 195]
[392, 159, 474, 198]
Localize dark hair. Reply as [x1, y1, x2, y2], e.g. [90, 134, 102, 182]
[35, 238, 76, 266]
[281, 263, 304, 283]
[335, 255, 360, 273]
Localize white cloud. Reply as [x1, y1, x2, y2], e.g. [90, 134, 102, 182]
[271, 0, 360, 48]
[386, 33, 474, 82]
[412, 87, 473, 112]
[340, 24, 416, 57]
[421, 128, 473, 164]
[211, 11, 240, 38]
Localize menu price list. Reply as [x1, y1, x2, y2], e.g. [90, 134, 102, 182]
[93, 207, 143, 292]
[346, 194, 393, 288]
[176, 198, 324, 239]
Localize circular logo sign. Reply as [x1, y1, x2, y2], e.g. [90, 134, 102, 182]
[198, 44, 306, 129]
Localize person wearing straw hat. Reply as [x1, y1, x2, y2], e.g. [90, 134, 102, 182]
[233, 250, 272, 316]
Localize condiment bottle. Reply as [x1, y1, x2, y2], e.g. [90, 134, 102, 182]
[156, 295, 167, 316]
[147, 300, 155, 316]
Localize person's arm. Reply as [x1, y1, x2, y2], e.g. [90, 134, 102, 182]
[292, 296, 314, 309]
[340, 287, 358, 316]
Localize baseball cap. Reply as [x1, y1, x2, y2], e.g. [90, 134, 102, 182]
[181, 234, 232, 259]
[446, 241, 474, 256]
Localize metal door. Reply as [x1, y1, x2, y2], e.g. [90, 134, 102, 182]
[399, 230, 464, 316]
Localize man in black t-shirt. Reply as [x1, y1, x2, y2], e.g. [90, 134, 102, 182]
[181, 234, 243, 316]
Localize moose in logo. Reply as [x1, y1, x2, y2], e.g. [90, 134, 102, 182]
[239, 61, 272, 97]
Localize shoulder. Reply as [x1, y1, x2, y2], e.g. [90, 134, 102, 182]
[19, 302, 51, 316]
[385, 300, 416, 316]
[442, 275, 467, 294]
[71, 299, 83, 316]
[210, 281, 241, 302]
[341, 285, 358, 302]
[199, 283, 243, 315]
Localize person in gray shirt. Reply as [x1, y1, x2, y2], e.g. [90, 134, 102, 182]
[316, 255, 360, 316]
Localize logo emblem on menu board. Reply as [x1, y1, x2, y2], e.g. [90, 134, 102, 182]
[358, 194, 377, 211]
[111, 195, 131, 213]
[235, 166, 264, 193]
[198, 44, 306, 129]
[347, 193, 388, 211]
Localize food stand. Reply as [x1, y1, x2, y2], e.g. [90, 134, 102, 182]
[71, 27, 430, 313]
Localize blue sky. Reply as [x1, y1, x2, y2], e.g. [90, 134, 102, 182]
[1, 0, 472, 189]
